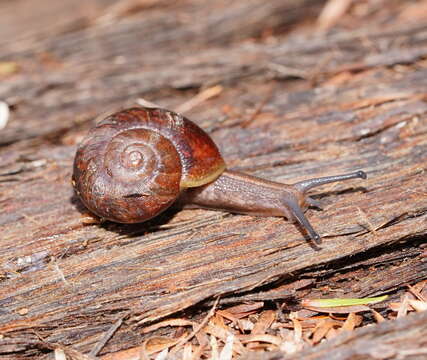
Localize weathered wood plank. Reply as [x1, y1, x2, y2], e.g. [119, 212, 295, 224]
[1, 67, 426, 354]
[0, 0, 426, 358]
[1, 15, 426, 146]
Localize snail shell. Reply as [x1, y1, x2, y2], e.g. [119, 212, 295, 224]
[72, 107, 225, 223]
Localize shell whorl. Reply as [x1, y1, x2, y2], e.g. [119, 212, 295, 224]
[72, 107, 225, 223]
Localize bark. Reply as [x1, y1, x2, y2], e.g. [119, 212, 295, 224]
[246, 311, 427, 360]
[0, 0, 426, 358]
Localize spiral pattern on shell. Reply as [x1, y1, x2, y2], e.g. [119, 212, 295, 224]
[72, 107, 225, 223]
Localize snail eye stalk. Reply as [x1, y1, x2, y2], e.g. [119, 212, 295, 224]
[294, 171, 367, 193]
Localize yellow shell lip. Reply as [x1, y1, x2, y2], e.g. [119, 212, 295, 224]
[180, 162, 226, 189]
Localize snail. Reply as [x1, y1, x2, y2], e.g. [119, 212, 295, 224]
[72, 107, 366, 244]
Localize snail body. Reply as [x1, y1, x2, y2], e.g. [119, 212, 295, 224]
[73, 107, 366, 244]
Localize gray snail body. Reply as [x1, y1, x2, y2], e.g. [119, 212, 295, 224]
[72, 107, 367, 244]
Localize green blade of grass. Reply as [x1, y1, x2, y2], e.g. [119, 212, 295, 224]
[302, 295, 388, 308]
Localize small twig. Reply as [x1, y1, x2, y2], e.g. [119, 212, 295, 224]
[175, 85, 223, 113]
[136, 98, 161, 109]
[171, 296, 220, 353]
[317, 0, 353, 31]
[32, 331, 96, 360]
[90, 312, 129, 357]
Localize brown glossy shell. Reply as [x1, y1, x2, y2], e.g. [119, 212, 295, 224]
[72, 107, 225, 223]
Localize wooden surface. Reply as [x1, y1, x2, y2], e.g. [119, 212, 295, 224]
[249, 310, 427, 360]
[0, 0, 426, 358]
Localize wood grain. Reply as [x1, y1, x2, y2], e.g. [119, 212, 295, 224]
[248, 311, 427, 360]
[0, 0, 426, 358]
